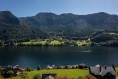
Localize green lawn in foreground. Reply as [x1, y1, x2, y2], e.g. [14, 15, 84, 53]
[5, 69, 89, 79]
[4, 68, 118, 79]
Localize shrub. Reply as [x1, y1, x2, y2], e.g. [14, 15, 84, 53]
[37, 65, 41, 70]
[78, 76, 83, 79]
[7, 70, 14, 77]
[26, 67, 33, 72]
[33, 74, 41, 79]
[19, 72, 29, 79]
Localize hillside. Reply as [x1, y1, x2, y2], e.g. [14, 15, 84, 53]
[0, 11, 118, 46]
[0, 11, 47, 45]
[0, 11, 20, 25]
[20, 12, 118, 39]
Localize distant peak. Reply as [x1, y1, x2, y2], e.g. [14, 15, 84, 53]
[61, 13, 74, 15]
[0, 10, 17, 18]
[99, 12, 107, 14]
[35, 12, 57, 16]
[0, 10, 12, 15]
[93, 12, 110, 15]
[0, 10, 20, 25]
[60, 13, 77, 16]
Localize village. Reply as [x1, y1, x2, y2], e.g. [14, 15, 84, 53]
[0, 64, 117, 79]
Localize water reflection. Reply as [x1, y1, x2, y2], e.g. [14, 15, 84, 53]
[0, 46, 118, 68]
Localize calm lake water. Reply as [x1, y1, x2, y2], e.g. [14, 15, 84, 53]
[0, 46, 118, 68]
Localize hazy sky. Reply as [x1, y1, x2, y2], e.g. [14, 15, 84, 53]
[0, 0, 117, 17]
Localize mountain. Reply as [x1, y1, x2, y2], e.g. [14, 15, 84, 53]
[0, 11, 21, 41]
[20, 12, 118, 39]
[0, 11, 118, 44]
[0, 11, 20, 25]
[0, 11, 47, 43]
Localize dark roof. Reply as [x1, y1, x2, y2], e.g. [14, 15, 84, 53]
[100, 67, 116, 76]
[90, 66, 116, 76]
[90, 67, 100, 75]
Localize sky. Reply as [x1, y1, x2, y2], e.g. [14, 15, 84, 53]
[0, 0, 117, 17]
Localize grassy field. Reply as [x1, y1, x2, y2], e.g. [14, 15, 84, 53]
[76, 40, 91, 46]
[5, 69, 89, 79]
[4, 68, 118, 79]
[50, 40, 64, 45]
[17, 40, 64, 46]
[17, 40, 47, 46]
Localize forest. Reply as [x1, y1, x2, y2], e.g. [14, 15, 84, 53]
[0, 11, 118, 47]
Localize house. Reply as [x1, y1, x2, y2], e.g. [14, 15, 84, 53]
[46, 65, 53, 70]
[89, 65, 116, 79]
[65, 65, 73, 69]
[13, 68, 21, 75]
[2, 67, 21, 77]
[78, 64, 88, 69]
[0, 65, 25, 77]
[42, 74, 57, 79]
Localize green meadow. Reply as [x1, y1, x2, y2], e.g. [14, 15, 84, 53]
[4, 68, 118, 79]
[5, 69, 89, 79]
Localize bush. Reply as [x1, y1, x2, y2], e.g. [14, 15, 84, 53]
[64, 66, 68, 69]
[7, 70, 14, 77]
[37, 65, 41, 70]
[26, 67, 33, 72]
[20, 72, 29, 79]
[78, 76, 83, 79]
[33, 74, 41, 79]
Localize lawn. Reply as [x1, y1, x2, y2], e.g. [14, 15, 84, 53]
[17, 40, 47, 46]
[17, 40, 64, 46]
[76, 40, 91, 46]
[5, 69, 89, 79]
[4, 68, 118, 79]
[50, 40, 64, 45]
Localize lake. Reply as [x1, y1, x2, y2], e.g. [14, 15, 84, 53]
[0, 46, 118, 68]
